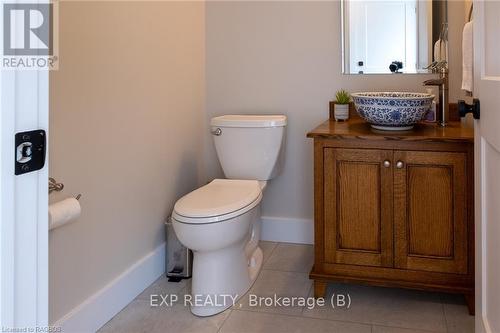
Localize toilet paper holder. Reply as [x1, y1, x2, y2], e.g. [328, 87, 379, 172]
[49, 177, 81, 200]
[49, 177, 63, 193]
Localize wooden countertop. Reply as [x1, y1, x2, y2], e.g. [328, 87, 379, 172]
[307, 118, 474, 143]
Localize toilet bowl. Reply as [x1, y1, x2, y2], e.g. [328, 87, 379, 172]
[171, 115, 286, 317]
[172, 179, 264, 316]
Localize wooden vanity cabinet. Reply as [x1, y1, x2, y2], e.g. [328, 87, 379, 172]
[324, 148, 394, 269]
[393, 150, 469, 275]
[308, 119, 474, 314]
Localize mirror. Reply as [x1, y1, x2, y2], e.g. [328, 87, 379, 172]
[342, 0, 448, 74]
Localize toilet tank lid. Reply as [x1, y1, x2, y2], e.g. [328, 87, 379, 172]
[211, 115, 287, 128]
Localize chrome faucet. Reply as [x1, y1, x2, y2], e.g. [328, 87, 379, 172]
[423, 63, 449, 127]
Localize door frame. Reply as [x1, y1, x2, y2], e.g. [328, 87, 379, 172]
[0, 1, 49, 327]
[474, 123, 488, 333]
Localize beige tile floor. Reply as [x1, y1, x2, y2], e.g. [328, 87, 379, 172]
[98, 242, 474, 333]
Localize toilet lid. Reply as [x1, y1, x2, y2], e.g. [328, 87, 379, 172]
[173, 179, 261, 220]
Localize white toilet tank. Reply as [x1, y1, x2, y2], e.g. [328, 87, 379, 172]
[211, 115, 287, 181]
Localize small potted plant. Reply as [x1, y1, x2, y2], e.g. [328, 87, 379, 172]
[334, 89, 351, 121]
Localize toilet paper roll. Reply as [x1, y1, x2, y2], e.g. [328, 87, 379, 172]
[49, 198, 81, 231]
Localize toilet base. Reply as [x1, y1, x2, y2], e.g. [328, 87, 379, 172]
[190, 245, 263, 317]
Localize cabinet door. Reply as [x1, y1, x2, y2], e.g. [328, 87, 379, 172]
[394, 151, 468, 274]
[324, 148, 393, 267]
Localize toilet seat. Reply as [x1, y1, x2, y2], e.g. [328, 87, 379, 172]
[172, 179, 262, 224]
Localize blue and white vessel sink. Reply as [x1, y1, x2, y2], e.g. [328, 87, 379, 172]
[351, 92, 435, 131]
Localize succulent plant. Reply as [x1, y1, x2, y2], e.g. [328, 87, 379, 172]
[335, 89, 351, 104]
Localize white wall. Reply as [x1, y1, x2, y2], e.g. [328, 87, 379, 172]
[205, 1, 466, 230]
[49, 1, 205, 324]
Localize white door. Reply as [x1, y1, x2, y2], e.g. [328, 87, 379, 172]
[0, 2, 49, 329]
[474, 1, 500, 332]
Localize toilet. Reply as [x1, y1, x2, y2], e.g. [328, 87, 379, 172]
[172, 115, 287, 317]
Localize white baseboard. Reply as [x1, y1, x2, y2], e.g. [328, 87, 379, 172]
[54, 242, 166, 333]
[480, 316, 492, 333]
[261, 216, 313, 244]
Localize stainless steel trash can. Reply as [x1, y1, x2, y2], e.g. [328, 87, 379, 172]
[165, 218, 192, 282]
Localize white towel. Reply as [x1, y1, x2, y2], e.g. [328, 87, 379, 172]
[462, 21, 474, 93]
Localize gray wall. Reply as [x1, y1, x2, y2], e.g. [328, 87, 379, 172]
[205, 0, 467, 222]
[49, 1, 205, 323]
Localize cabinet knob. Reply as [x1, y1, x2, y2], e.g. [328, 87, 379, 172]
[383, 160, 391, 168]
[396, 161, 404, 169]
